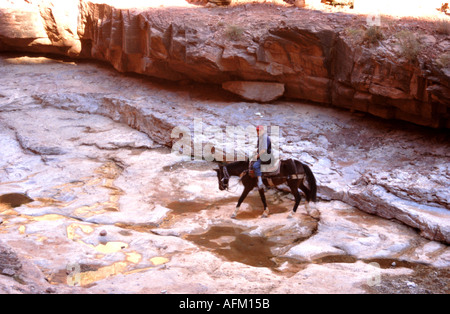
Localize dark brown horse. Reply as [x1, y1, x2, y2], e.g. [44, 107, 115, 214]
[214, 159, 318, 219]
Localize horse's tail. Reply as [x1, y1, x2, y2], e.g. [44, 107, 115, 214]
[302, 163, 317, 203]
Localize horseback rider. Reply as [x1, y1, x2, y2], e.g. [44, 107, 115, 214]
[253, 125, 272, 190]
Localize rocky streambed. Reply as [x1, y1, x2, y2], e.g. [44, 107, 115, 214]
[0, 55, 449, 294]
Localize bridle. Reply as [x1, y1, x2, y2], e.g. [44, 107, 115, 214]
[222, 165, 230, 181]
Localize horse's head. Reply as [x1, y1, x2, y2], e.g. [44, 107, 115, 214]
[214, 165, 229, 191]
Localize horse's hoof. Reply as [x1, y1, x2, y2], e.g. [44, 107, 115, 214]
[231, 214, 237, 219]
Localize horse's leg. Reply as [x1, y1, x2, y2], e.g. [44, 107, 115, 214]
[232, 185, 252, 218]
[299, 181, 310, 202]
[298, 182, 310, 214]
[287, 179, 301, 218]
[299, 179, 320, 219]
[258, 188, 269, 218]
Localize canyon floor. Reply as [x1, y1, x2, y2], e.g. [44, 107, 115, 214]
[0, 54, 449, 294]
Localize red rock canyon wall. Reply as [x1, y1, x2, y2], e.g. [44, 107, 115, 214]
[0, 0, 449, 128]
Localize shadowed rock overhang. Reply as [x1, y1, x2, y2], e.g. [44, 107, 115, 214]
[0, 0, 449, 127]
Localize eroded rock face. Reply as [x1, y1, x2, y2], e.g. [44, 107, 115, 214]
[0, 0, 449, 128]
[0, 0, 81, 56]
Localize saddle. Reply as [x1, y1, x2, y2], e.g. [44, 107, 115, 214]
[248, 159, 281, 178]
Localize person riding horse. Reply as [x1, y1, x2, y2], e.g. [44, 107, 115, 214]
[253, 125, 272, 190]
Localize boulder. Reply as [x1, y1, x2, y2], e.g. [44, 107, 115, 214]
[222, 81, 285, 102]
[0, 242, 22, 276]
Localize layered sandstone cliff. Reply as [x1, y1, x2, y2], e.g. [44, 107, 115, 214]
[0, 0, 449, 128]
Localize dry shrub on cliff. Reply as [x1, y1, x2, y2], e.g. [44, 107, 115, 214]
[364, 26, 384, 45]
[345, 27, 365, 44]
[436, 52, 450, 69]
[344, 26, 384, 46]
[435, 18, 450, 35]
[225, 25, 244, 41]
[395, 30, 422, 62]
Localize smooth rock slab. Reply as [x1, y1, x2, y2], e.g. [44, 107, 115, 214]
[222, 81, 285, 103]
